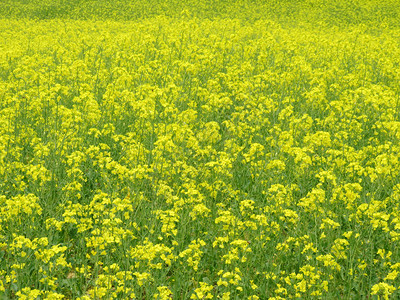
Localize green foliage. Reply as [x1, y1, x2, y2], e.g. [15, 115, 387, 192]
[1, 0, 399, 29]
[1, 1, 400, 299]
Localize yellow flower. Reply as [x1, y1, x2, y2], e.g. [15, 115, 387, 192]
[154, 286, 172, 299]
[371, 282, 396, 300]
[191, 282, 213, 299]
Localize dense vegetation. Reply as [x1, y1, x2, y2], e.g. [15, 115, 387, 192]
[1, 1, 400, 299]
[1, 0, 400, 28]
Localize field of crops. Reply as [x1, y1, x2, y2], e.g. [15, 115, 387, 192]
[1, 1, 400, 299]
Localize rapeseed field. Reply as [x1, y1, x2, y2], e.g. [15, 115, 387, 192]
[1, 1, 400, 299]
